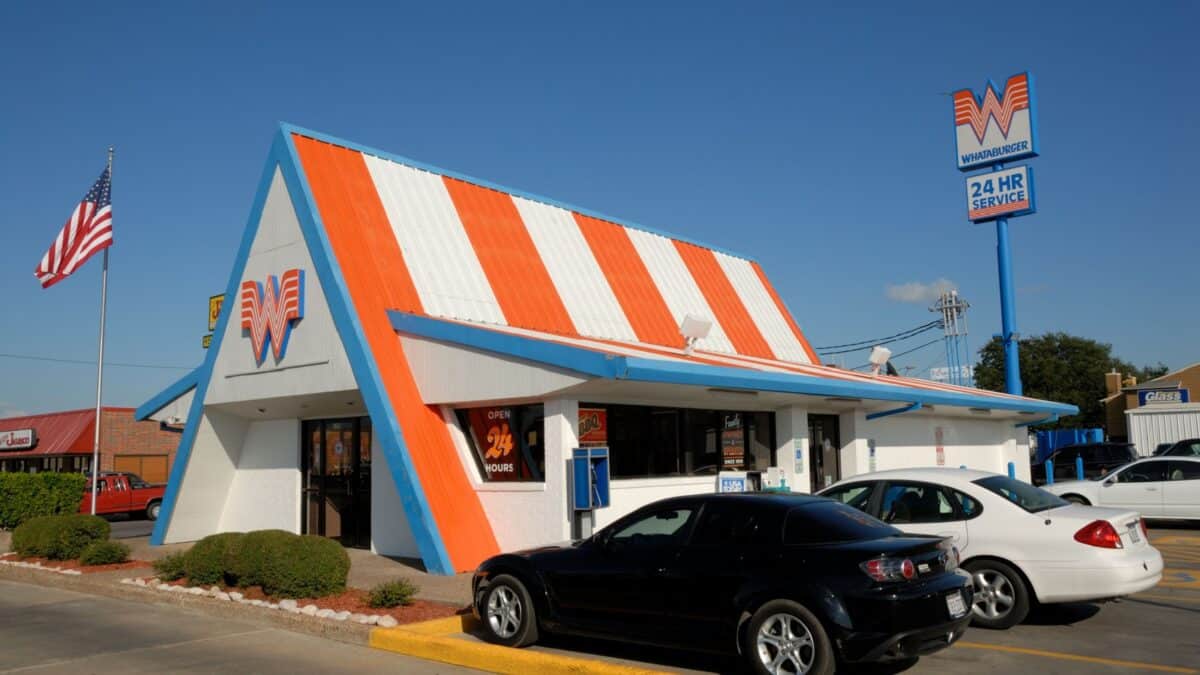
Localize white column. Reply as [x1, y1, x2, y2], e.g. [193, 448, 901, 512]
[543, 398, 578, 542]
[775, 405, 810, 493]
[838, 409, 868, 480]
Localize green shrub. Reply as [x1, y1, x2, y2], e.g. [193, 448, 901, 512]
[11, 514, 109, 560]
[0, 473, 88, 529]
[367, 578, 418, 608]
[230, 529, 297, 588]
[259, 535, 350, 598]
[184, 532, 244, 586]
[153, 551, 188, 581]
[79, 540, 130, 566]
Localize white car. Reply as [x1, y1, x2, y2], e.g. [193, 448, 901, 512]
[1042, 456, 1200, 519]
[818, 468, 1163, 629]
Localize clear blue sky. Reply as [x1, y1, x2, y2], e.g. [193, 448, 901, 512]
[1, 1, 1196, 416]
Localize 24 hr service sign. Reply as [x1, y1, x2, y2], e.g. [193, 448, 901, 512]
[965, 165, 1035, 222]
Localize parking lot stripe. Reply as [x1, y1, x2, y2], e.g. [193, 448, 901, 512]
[1133, 593, 1200, 605]
[957, 642, 1198, 673]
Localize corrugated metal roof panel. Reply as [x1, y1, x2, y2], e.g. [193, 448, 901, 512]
[0, 408, 113, 456]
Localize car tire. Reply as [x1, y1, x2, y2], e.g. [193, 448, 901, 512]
[145, 501, 161, 521]
[477, 574, 538, 648]
[1062, 494, 1090, 506]
[964, 559, 1030, 629]
[744, 600, 834, 675]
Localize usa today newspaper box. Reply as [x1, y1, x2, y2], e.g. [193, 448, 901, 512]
[571, 447, 610, 538]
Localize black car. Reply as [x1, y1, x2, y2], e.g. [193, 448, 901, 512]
[472, 493, 973, 674]
[1158, 438, 1200, 457]
[1031, 443, 1136, 485]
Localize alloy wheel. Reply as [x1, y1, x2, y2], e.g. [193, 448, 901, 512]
[486, 586, 522, 639]
[755, 612, 816, 674]
[972, 569, 1015, 620]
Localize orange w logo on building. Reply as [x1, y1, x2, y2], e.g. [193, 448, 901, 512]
[240, 269, 305, 364]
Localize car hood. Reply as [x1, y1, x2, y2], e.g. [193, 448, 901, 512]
[1043, 479, 1095, 493]
[508, 541, 580, 557]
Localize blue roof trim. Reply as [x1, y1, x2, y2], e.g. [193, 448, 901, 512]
[150, 137, 285, 546]
[135, 367, 201, 421]
[279, 128, 456, 575]
[277, 122, 756, 263]
[388, 312, 1078, 417]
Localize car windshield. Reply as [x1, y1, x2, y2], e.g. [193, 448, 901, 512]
[784, 501, 900, 545]
[973, 475, 1067, 513]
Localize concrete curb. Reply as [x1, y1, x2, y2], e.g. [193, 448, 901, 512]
[0, 563, 372, 647]
[369, 615, 673, 675]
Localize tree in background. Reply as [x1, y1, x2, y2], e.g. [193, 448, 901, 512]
[974, 333, 1168, 429]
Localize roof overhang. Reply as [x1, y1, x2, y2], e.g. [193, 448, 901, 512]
[388, 311, 1077, 420]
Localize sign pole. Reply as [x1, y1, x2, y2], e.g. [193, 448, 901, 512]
[89, 146, 113, 513]
[995, 213, 1022, 396]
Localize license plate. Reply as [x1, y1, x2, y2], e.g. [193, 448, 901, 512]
[946, 591, 967, 619]
[1127, 521, 1141, 543]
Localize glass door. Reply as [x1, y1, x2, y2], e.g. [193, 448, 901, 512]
[301, 417, 372, 548]
[809, 414, 841, 492]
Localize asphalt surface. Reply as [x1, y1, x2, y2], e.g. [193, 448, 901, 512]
[104, 515, 154, 540]
[462, 521, 1200, 674]
[0, 581, 475, 674]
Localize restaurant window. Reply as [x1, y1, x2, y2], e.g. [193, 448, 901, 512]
[582, 403, 774, 479]
[456, 404, 545, 482]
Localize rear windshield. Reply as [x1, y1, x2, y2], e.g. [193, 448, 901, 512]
[973, 475, 1067, 513]
[784, 502, 899, 545]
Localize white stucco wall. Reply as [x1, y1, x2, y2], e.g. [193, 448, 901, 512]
[162, 408, 246, 543]
[205, 167, 357, 407]
[371, 434, 420, 559]
[774, 404, 811, 493]
[219, 419, 301, 533]
[848, 414, 1029, 481]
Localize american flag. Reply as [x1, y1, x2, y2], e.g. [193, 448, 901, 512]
[35, 166, 113, 289]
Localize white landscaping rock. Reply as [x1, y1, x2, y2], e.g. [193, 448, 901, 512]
[209, 586, 222, 594]
[120, 578, 134, 585]
[188, 587, 207, 596]
[267, 603, 279, 610]
[351, 613, 368, 624]
[315, 609, 335, 619]
[157, 583, 172, 591]
[229, 592, 244, 602]
[215, 592, 231, 601]
[365, 615, 380, 625]
[377, 615, 398, 628]
[62, 570, 82, 576]
[279, 599, 298, 611]
[134, 578, 147, 586]
[301, 604, 319, 616]
[333, 610, 351, 621]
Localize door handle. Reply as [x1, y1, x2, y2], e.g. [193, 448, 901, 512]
[1146, 487, 1159, 492]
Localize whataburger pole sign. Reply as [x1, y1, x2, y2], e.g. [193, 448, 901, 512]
[953, 72, 1040, 396]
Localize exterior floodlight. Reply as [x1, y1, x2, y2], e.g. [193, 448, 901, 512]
[679, 314, 712, 354]
[868, 345, 892, 376]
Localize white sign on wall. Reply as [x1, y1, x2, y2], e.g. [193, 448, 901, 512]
[965, 165, 1035, 222]
[0, 428, 36, 451]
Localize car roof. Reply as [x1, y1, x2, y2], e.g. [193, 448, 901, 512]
[1136, 455, 1200, 462]
[656, 492, 830, 509]
[824, 467, 999, 486]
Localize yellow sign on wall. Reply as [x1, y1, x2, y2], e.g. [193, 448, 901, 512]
[202, 334, 212, 349]
[208, 294, 225, 332]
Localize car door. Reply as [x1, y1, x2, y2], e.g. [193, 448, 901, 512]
[1163, 461, 1200, 518]
[546, 504, 697, 638]
[1101, 460, 1167, 516]
[667, 502, 782, 647]
[819, 482, 878, 513]
[877, 481, 970, 552]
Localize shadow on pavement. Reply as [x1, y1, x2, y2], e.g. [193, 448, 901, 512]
[535, 632, 741, 674]
[1022, 602, 1101, 626]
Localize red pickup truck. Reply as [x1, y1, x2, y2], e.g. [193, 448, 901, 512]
[79, 472, 166, 520]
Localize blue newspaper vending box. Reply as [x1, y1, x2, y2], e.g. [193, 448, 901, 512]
[572, 447, 610, 511]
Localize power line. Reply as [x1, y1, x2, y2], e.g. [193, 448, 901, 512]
[0, 352, 193, 371]
[848, 338, 943, 371]
[815, 320, 942, 351]
[818, 322, 943, 356]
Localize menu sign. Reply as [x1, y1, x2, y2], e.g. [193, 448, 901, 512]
[0, 428, 36, 451]
[722, 414, 744, 468]
[578, 408, 607, 446]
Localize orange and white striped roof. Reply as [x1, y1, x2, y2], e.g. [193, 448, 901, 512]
[294, 133, 818, 364]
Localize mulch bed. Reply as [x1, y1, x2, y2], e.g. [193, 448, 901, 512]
[3, 554, 152, 574]
[154, 577, 463, 624]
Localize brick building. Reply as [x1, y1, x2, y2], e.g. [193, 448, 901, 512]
[0, 407, 180, 482]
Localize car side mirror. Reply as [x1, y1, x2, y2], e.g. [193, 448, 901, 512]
[1102, 478, 1115, 487]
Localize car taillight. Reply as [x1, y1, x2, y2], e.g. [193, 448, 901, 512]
[1074, 520, 1123, 549]
[861, 557, 916, 582]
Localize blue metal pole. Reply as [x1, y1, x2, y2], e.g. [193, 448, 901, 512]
[1007, 462, 1015, 479]
[1075, 455, 1084, 481]
[1044, 459, 1054, 485]
[995, 216, 1023, 396]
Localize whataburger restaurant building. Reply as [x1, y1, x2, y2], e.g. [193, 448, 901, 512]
[138, 125, 1077, 575]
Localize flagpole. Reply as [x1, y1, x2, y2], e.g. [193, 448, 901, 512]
[89, 147, 112, 515]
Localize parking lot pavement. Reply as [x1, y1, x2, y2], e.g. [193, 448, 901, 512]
[454, 522, 1200, 674]
[0, 580, 478, 674]
[106, 515, 155, 539]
